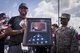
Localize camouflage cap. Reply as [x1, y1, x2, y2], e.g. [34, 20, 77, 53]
[59, 13, 70, 19]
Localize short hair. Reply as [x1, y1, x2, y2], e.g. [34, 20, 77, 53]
[52, 24, 59, 28]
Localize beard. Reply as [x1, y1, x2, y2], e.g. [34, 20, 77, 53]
[20, 12, 27, 16]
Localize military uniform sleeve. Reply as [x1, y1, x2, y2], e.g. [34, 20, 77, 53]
[71, 29, 79, 53]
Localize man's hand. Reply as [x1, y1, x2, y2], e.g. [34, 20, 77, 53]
[3, 24, 13, 35]
[0, 31, 5, 39]
[22, 23, 27, 30]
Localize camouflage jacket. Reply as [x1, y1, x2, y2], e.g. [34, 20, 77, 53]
[55, 26, 79, 53]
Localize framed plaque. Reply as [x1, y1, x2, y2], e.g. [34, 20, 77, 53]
[23, 18, 52, 46]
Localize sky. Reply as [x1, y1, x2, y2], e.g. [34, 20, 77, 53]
[0, 0, 80, 33]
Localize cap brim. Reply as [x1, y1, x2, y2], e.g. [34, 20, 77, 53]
[59, 17, 67, 18]
[19, 6, 28, 9]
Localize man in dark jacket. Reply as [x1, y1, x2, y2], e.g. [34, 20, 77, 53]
[4, 3, 28, 53]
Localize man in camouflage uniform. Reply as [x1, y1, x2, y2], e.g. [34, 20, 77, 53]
[55, 13, 79, 53]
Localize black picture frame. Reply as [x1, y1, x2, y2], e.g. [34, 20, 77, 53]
[23, 18, 52, 46]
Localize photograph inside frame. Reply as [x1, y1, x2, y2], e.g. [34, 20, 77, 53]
[30, 21, 47, 32]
